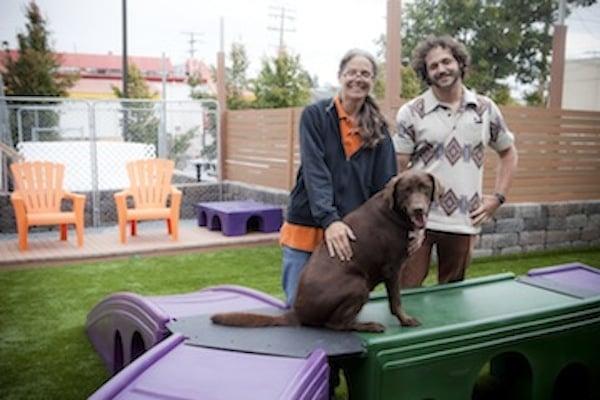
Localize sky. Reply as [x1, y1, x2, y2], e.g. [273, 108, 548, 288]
[1, 0, 600, 87]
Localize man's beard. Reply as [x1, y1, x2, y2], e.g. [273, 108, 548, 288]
[431, 70, 460, 89]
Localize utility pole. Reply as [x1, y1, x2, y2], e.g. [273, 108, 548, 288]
[159, 52, 167, 158]
[549, 0, 567, 109]
[384, 0, 402, 117]
[182, 31, 204, 60]
[121, 0, 129, 143]
[268, 5, 295, 56]
[122, 0, 128, 98]
[216, 17, 227, 188]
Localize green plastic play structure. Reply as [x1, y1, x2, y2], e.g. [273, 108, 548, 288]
[339, 265, 600, 400]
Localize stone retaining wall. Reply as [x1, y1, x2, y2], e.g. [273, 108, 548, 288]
[1, 183, 598, 256]
[473, 201, 600, 256]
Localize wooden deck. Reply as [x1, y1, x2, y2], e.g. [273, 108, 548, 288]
[0, 219, 279, 269]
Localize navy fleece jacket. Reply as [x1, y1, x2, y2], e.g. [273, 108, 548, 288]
[286, 97, 397, 228]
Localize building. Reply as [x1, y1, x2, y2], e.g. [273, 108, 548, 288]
[563, 57, 600, 111]
[0, 50, 216, 100]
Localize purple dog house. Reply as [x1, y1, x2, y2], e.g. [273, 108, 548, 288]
[89, 333, 329, 400]
[196, 200, 283, 236]
[86, 285, 286, 374]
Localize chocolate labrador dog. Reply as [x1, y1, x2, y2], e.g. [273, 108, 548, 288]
[212, 170, 443, 332]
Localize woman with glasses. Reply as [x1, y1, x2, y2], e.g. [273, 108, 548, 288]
[279, 49, 398, 306]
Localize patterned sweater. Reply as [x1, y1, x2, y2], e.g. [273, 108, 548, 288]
[394, 87, 514, 234]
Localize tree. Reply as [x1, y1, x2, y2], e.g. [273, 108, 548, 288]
[189, 42, 253, 111]
[253, 52, 312, 108]
[198, 101, 218, 164]
[112, 63, 159, 145]
[225, 42, 253, 110]
[1, 1, 77, 97]
[373, 65, 422, 101]
[1, 1, 78, 144]
[112, 63, 195, 167]
[112, 63, 157, 100]
[187, 64, 214, 100]
[189, 89, 218, 165]
[401, 0, 596, 105]
[373, 35, 426, 101]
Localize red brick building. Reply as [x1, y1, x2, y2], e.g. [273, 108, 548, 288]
[1, 50, 215, 100]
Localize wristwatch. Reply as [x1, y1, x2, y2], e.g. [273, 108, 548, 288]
[494, 192, 506, 205]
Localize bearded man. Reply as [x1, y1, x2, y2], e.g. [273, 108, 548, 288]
[394, 35, 518, 287]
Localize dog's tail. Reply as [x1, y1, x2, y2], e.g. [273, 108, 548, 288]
[211, 310, 298, 327]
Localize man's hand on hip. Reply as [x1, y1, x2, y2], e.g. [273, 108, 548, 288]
[470, 194, 502, 226]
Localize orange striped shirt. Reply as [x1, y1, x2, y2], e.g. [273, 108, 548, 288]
[280, 96, 364, 252]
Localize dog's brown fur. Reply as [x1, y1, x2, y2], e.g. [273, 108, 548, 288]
[211, 170, 443, 332]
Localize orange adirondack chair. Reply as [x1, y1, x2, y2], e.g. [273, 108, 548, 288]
[114, 159, 182, 243]
[10, 161, 86, 251]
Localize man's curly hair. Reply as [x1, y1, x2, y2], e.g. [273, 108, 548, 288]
[411, 36, 471, 85]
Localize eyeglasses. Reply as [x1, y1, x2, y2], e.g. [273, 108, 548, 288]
[342, 69, 373, 79]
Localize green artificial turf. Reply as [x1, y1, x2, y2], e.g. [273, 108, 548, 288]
[0, 245, 598, 399]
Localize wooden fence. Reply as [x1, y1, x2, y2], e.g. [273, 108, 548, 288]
[224, 107, 302, 190]
[224, 105, 600, 203]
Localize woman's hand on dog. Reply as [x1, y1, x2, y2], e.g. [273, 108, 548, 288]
[325, 221, 356, 261]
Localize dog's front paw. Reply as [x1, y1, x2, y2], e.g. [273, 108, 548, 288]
[355, 321, 386, 333]
[399, 315, 420, 327]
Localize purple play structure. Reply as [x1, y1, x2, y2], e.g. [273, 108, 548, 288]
[195, 200, 283, 236]
[87, 285, 330, 399]
[88, 263, 599, 399]
[518, 262, 600, 298]
[86, 285, 286, 374]
[89, 334, 329, 400]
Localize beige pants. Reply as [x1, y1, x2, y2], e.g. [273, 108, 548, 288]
[400, 230, 475, 288]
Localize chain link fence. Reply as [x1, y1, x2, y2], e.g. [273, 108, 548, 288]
[0, 96, 219, 226]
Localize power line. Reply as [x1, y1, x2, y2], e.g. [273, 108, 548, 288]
[181, 31, 204, 60]
[569, 6, 600, 24]
[268, 5, 296, 56]
[571, 14, 594, 31]
[572, 16, 600, 24]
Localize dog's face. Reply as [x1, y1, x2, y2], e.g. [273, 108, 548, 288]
[384, 170, 444, 229]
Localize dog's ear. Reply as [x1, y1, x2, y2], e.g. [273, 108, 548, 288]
[383, 174, 403, 210]
[427, 173, 444, 202]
